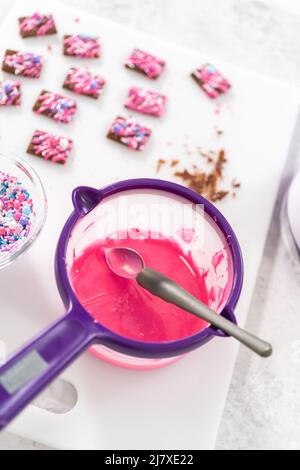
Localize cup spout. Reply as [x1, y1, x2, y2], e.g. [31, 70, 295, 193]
[72, 186, 103, 216]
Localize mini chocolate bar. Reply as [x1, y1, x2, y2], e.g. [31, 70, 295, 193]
[19, 12, 57, 38]
[107, 116, 151, 151]
[125, 86, 167, 117]
[191, 63, 231, 99]
[0, 80, 21, 106]
[125, 48, 165, 79]
[2, 50, 43, 79]
[33, 90, 77, 124]
[27, 130, 73, 164]
[63, 34, 101, 59]
[63, 67, 105, 99]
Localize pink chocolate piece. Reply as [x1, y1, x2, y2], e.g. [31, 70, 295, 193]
[19, 13, 57, 37]
[27, 130, 73, 164]
[125, 48, 165, 79]
[107, 116, 151, 151]
[33, 90, 77, 124]
[125, 86, 167, 117]
[2, 50, 43, 79]
[63, 68, 105, 99]
[63, 34, 101, 58]
[192, 63, 231, 99]
[0, 80, 21, 106]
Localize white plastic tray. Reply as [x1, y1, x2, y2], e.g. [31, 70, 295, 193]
[0, 0, 299, 450]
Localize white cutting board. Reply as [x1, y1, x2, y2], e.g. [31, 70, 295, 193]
[0, 0, 299, 450]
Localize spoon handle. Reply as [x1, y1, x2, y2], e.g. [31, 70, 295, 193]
[136, 268, 272, 358]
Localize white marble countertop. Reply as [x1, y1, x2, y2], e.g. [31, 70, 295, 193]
[1, 0, 300, 450]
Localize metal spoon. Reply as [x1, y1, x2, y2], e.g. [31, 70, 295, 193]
[105, 246, 273, 358]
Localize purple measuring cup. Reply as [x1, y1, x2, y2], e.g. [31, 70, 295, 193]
[0, 179, 243, 429]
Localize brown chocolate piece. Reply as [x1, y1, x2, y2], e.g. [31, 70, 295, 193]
[2, 50, 18, 75]
[33, 90, 77, 124]
[63, 35, 71, 56]
[175, 149, 234, 202]
[18, 16, 57, 38]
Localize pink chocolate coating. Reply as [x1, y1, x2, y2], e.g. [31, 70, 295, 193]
[29, 130, 73, 164]
[19, 12, 56, 36]
[125, 48, 165, 79]
[64, 68, 105, 98]
[125, 87, 167, 117]
[64, 34, 101, 58]
[3, 51, 43, 78]
[193, 63, 231, 99]
[109, 116, 151, 151]
[34, 91, 77, 123]
[0, 80, 21, 106]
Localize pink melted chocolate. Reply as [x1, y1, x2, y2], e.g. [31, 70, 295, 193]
[69, 233, 229, 342]
[19, 13, 56, 36]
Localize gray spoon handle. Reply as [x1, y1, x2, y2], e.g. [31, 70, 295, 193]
[136, 268, 272, 358]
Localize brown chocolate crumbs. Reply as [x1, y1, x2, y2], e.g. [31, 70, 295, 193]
[232, 179, 241, 188]
[175, 149, 233, 202]
[156, 159, 166, 173]
[170, 159, 179, 167]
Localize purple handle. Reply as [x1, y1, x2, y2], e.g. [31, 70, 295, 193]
[0, 309, 98, 429]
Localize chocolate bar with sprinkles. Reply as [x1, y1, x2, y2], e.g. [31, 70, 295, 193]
[2, 50, 43, 79]
[107, 116, 151, 151]
[63, 68, 105, 99]
[125, 48, 165, 79]
[19, 13, 57, 38]
[191, 63, 231, 99]
[63, 34, 101, 59]
[27, 130, 73, 165]
[0, 80, 21, 106]
[33, 90, 77, 124]
[125, 87, 167, 117]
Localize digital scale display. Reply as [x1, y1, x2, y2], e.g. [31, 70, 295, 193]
[0, 350, 48, 395]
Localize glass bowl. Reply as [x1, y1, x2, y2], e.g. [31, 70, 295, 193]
[0, 147, 47, 270]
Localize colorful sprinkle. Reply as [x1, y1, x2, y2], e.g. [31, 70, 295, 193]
[191, 64, 231, 99]
[0, 171, 33, 252]
[107, 116, 151, 151]
[27, 130, 73, 164]
[125, 87, 167, 117]
[63, 34, 101, 59]
[2, 50, 43, 79]
[0, 80, 21, 106]
[125, 48, 165, 79]
[63, 68, 105, 99]
[33, 90, 77, 124]
[19, 12, 57, 38]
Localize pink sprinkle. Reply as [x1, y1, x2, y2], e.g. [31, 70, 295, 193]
[125, 87, 167, 117]
[63, 68, 105, 99]
[2, 50, 43, 79]
[192, 63, 231, 99]
[28, 130, 73, 164]
[64, 34, 101, 59]
[125, 48, 165, 79]
[19, 13, 56, 37]
[108, 116, 151, 151]
[47, 45, 53, 52]
[0, 80, 21, 106]
[33, 91, 77, 124]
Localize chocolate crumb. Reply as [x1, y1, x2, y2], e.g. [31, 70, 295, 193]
[232, 179, 241, 188]
[156, 159, 166, 173]
[175, 149, 233, 202]
[170, 159, 179, 167]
